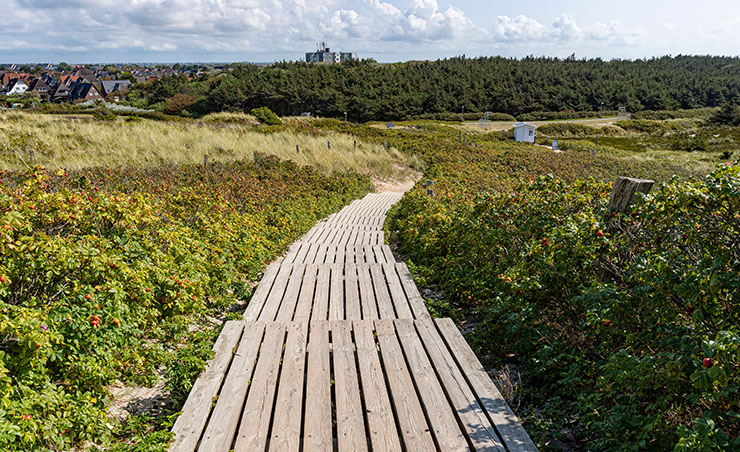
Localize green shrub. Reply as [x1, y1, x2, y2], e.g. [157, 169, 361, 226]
[616, 119, 677, 134]
[249, 106, 282, 125]
[517, 110, 619, 122]
[0, 161, 370, 450]
[388, 164, 740, 450]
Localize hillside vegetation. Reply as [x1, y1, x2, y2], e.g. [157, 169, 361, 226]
[0, 112, 417, 180]
[127, 55, 740, 121]
[376, 118, 739, 450]
[0, 157, 370, 451]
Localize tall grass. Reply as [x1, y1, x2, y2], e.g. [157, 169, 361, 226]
[0, 112, 415, 179]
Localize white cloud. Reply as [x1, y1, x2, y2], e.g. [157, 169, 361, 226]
[494, 15, 547, 41]
[0, 1, 712, 61]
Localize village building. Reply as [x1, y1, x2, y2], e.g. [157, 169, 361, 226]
[3, 79, 29, 95]
[99, 79, 132, 98]
[306, 42, 357, 63]
[514, 122, 537, 143]
[68, 81, 103, 102]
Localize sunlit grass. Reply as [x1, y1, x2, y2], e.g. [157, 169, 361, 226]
[0, 112, 416, 180]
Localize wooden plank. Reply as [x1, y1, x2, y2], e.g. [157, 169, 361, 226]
[335, 245, 346, 265]
[243, 262, 280, 321]
[435, 318, 538, 452]
[325, 244, 337, 265]
[344, 264, 361, 320]
[272, 264, 305, 322]
[293, 242, 311, 265]
[332, 321, 369, 452]
[394, 319, 470, 451]
[314, 244, 328, 264]
[170, 321, 245, 452]
[381, 245, 395, 264]
[198, 322, 267, 452]
[293, 264, 318, 321]
[269, 322, 308, 452]
[395, 263, 431, 320]
[370, 264, 397, 319]
[311, 266, 331, 324]
[354, 321, 403, 452]
[374, 319, 436, 451]
[415, 319, 504, 451]
[357, 264, 379, 320]
[282, 242, 302, 264]
[382, 263, 414, 319]
[344, 245, 356, 264]
[304, 321, 332, 450]
[233, 323, 287, 451]
[329, 264, 344, 321]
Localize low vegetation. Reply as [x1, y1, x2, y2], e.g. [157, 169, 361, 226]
[0, 112, 417, 180]
[0, 158, 370, 450]
[381, 114, 739, 450]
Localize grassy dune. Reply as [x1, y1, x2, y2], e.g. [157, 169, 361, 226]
[0, 112, 418, 180]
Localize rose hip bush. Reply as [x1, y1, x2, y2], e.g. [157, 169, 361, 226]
[0, 159, 370, 450]
[388, 164, 739, 451]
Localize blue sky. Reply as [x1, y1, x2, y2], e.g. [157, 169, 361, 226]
[1, 0, 739, 64]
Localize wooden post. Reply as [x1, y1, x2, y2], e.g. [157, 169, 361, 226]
[353, 140, 357, 149]
[327, 141, 331, 149]
[203, 154, 209, 166]
[296, 144, 300, 154]
[606, 176, 654, 232]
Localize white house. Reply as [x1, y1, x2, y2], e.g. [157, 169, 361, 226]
[514, 122, 537, 143]
[3, 80, 29, 96]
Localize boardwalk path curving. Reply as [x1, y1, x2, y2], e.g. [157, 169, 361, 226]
[170, 192, 537, 452]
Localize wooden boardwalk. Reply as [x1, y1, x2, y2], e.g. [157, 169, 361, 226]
[170, 193, 537, 451]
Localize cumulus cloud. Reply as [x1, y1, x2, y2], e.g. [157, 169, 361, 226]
[491, 13, 641, 47]
[0, 0, 653, 61]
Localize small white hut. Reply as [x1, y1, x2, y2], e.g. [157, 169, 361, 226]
[514, 122, 537, 143]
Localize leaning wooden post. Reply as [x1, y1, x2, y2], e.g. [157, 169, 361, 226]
[606, 176, 654, 232]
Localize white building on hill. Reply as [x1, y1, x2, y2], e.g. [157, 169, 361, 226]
[514, 122, 537, 143]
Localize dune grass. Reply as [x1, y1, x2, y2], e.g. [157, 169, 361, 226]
[0, 112, 417, 180]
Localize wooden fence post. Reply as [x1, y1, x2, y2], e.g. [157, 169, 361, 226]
[296, 144, 300, 154]
[354, 139, 357, 149]
[606, 176, 654, 231]
[327, 141, 331, 149]
[203, 154, 209, 166]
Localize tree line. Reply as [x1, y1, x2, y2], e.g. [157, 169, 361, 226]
[127, 55, 740, 122]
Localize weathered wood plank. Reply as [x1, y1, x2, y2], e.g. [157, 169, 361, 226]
[170, 321, 245, 452]
[354, 321, 403, 452]
[345, 264, 361, 320]
[233, 323, 287, 451]
[304, 321, 332, 450]
[329, 264, 344, 321]
[382, 263, 414, 319]
[197, 322, 266, 452]
[332, 321, 369, 452]
[415, 319, 505, 451]
[381, 245, 395, 264]
[395, 319, 470, 451]
[436, 318, 538, 452]
[395, 263, 431, 320]
[357, 264, 379, 319]
[272, 264, 304, 322]
[242, 262, 280, 321]
[257, 264, 292, 321]
[370, 264, 396, 319]
[374, 319, 436, 451]
[269, 322, 308, 451]
[293, 264, 318, 321]
[311, 266, 331, 324]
